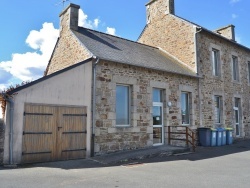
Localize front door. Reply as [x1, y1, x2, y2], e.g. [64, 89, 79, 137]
[234, 98, 241, 137]
[153, 89, 164, 146]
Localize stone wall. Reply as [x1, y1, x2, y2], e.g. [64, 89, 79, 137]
[197, 31, 250, 138]
[45, 5, 92, 75]
[139, 3, 196, 71]
[0, 119, 4, 165]
[94, 60, 199, 154]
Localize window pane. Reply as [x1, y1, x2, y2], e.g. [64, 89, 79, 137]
[235, 98, 240, 108]
[233, 56, 238, 81]
[153, 106, 162, 125]
[215, 96, 221, 124]
[212, 49, 219, 76]
[116, 85, 129, 125]
[235, 110, 239, 123]
[153, 89, 162, 102]
[181, 92, 190, 124]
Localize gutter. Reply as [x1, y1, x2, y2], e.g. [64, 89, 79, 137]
[194, 27, 203, 127]
[1, 93, 14, 165]
[91, 56, 99, 157]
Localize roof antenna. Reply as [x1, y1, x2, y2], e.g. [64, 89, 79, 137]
[56, 0, 70, 8]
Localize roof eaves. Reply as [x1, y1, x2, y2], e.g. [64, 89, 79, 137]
[7, 58, 93, 95]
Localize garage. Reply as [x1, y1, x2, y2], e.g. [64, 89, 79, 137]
[22, 104, 87, 163]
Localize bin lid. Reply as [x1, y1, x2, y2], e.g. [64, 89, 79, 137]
[198, 127, 211, 130]
[210, 128, 217, 131]
[225, 128, 233, 130]
[217, 128, 225, 131]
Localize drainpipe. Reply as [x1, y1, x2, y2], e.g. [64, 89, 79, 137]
[194, 27, 203, 127]
[2, 93, 14, 165]
[91, 56, 99, 157]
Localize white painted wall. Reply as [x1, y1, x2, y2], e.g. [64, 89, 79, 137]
[3, 60, 93, 164]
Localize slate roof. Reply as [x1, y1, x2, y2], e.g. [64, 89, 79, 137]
[72, 27, 198, 77]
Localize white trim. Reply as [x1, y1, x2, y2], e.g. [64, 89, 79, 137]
[152, 88, 164, 146]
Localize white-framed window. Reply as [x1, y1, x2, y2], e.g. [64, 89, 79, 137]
[248, 61, 250, 84]
[181, 92, 190, 125]
[116, 85, 130, 126]
[214, 96, 222, 124]
[232, 56, 239, 81]
[152, 88, 164, 146]
[212, 48, 220, 76]
[234, 98, 241, 136]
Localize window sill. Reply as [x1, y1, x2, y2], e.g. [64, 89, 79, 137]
[232, 80, 241, 84]
[213, 76, 223, 80]
[115, 125, 131, 128]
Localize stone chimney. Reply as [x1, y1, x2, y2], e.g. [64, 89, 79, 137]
[215, 25, 236, 41]
[146, 0, 175, 23]
[59, 3, 80, 32]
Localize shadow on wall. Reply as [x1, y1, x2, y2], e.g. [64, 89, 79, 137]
[0, 118, 4, 165]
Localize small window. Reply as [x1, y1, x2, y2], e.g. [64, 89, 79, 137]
[116, 85, 130, 126]
[232, 56, 239, 81]
[212, 49, 220, 76]
[214, 96, 222, 124]
[248, 61, 250, 84]
[181, 92, 190, 125]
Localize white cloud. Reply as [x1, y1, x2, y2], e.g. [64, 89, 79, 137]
[0, 23, 59, 82]
[106, 27, 116, 35]
[230, 0, 240, 4]
[78, 9, 100, 29]
[0, 8, 116, 90]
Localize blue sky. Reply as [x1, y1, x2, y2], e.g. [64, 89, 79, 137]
[0, 0, 249, 90]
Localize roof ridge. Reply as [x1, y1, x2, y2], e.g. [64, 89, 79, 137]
[77, 26, 159, 50]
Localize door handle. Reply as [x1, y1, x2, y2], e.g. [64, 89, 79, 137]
[58, 126, 63, 131]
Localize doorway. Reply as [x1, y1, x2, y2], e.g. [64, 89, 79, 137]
[234, 98, 241, 137]
[153, 89, 164, 146]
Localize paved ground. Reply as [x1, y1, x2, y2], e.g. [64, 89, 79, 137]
[0, 140, 250, 188]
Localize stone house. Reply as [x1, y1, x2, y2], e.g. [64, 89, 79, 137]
[1, 0, 250, 165]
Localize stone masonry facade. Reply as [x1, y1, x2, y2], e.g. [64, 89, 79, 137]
[94, 60, 199, 154]
[43, 1, 250, 157]
[139, 0, 250, 138]
[45, 5, 91, 75]
[139, 0, 196, 71]
[197, 31, 250, 137]
[0, 119, 4, 164]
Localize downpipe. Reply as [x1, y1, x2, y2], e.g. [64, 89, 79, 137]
[91, 56, 99, 157]
[194, 27, 203, 127]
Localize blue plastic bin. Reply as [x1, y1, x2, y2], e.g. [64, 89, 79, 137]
[210, 128, 217, 147]
[221, 128, 227, 145]
[198, 128, 211, 146]
[226, 128, 233, 145]
[216, 128, 223, 146]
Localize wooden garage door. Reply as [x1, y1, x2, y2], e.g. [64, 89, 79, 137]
[22, 104, 87, 163]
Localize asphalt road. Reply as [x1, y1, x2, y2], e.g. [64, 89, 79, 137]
[0, 140, 250, 188]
